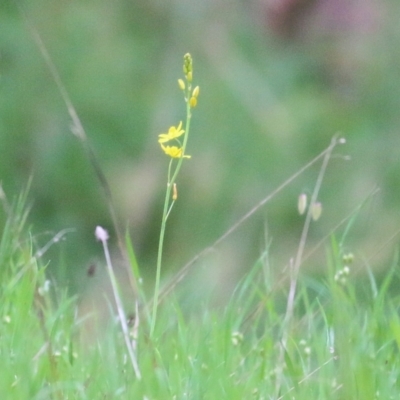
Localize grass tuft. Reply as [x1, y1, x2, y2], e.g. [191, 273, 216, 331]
[1, 188, 400, 398]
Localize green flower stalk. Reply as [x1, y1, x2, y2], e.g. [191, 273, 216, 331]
[151, 53, 199, 336]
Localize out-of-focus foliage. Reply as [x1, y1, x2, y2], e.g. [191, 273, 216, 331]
[1, 0, 399, 292]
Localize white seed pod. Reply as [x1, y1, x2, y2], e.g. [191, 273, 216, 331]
[311, 202, 322, 221]
[298, 193, 307, 215]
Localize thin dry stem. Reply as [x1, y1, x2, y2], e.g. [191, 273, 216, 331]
[274, 136, 340, 397]
[276, 356, 337, 400]
[34, 228, 76, 258]
[151, 136, 345, 309]
[18, 5, 138, 296]
[284, 136, 338, 327]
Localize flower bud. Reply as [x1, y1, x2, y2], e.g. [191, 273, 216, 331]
[189, 96, 197, 108]
[178, 79, 185, 90]
[192, 85, 200, 98]
[172, 183, 178, 200]
[95, 225, 109, 242]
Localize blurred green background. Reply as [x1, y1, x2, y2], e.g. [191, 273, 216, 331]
[1, 0, 400, 295]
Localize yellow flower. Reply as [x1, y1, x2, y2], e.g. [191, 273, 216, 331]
[160, 144, 191, 159]
[158, 122, 185, 144]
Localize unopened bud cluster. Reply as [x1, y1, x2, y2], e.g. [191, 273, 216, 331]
[178, 53, 200, 108]
[183, 53, 193, 81]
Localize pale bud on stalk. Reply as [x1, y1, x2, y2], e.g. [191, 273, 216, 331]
[178, 79, 185, 90]
[189, 96, 197, 108]
[95, 225, 109, 242]
[192, 86, 200, 98]
[189, 85, 200, 108]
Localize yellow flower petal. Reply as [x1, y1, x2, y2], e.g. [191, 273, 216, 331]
[158, 122, 185, 143]
[160, 144, 191, 159]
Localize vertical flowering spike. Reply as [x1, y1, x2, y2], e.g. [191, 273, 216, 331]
[183, 53, 193, 81]
[152, 53, 198, 337]
[298, 193, 307, 215]
[311, 202, 322, 221]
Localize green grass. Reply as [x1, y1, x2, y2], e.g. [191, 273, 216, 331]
[1, 187, 400, 399]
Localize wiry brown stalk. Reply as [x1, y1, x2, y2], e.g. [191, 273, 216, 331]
[274, 136, 344, 398]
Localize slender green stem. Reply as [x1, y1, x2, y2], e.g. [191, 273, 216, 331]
[150, 182, 172, 336]
[165, 200, 176, 220]
[150, 88, 193, 337]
